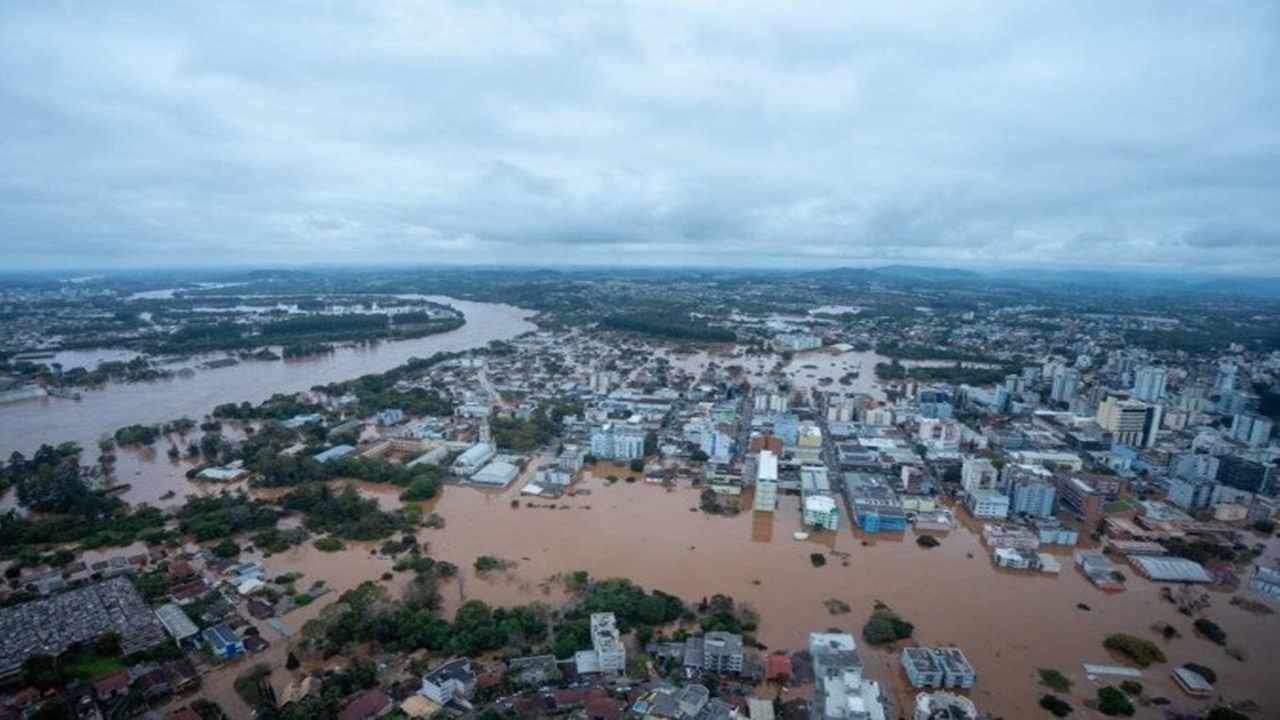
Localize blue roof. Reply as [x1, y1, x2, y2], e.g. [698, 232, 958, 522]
[202, 623, 240, 649]
[313, 444, 356, 462]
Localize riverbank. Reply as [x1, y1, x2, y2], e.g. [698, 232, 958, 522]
[0, 297, 536, 458]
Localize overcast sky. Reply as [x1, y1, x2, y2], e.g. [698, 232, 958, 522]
[1, 2, 1278, 273]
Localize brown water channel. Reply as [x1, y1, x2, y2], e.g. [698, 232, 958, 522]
[0, 297, 534, 460]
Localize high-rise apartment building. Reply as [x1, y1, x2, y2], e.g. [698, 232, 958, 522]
[1097, 396, 1162, 449]
[1132, 366, 1167, 402]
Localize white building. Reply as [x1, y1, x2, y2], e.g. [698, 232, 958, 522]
[965, 489, 1010, 519]
[863, 406, 895, 427]
[452, 442, 496, 476]
[1050, 368, 1080, 404]
[810, 632, 887, 720]
[471, 461, 519, 487]
[803, 495, 840, 531]
[914, 692, 977, 720]
[1231, 413, 1273, 448]
[590, 422, 645, 461]
[590, 613, 626, 674]
[1132, 365, 1168, 402]
[960, 457, 999, 494]
[753, 450, 779, 512]
[917, 418, 961, 453]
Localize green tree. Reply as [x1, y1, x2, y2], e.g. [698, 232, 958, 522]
[1096, 686, 1135, 716]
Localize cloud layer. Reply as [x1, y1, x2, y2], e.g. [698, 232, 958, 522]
[2, 1, 1278, 272]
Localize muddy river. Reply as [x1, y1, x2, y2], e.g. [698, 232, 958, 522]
[0, 297, 535, 456]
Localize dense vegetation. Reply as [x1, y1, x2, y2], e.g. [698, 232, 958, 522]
[862, 602, 914, 645]
[1037, 668, 1072, 693]
[176, 493, 283, 542]
[1096, 685, 1135, 716]
[250, 454, 442, 497]
[1193, 618, 1227, 645]
[1102, 634, 1166, 667]
[489, 403, 582, 452]
[1038, 694, 1072, 717]
[4, 444, 120, 520]
[875, 358, 1016, 386]
[601, 312, 736, 342]
[280, 484, 412, 541]
[300, 573, 549, 659]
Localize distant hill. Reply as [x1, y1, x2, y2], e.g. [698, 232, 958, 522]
[872, 264, 982, 281]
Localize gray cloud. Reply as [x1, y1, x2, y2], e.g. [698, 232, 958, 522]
[1, 1, 1278, 272]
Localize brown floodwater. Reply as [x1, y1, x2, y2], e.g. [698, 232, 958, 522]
[0, 298, 535, 459]
[176, 468, 1280, 718]
[7, 310, 1274, 717]
[417, 470, 1278, 719]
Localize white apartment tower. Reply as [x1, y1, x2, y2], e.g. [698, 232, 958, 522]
[590, 613, 626, 674]
[1050, 368, 1080, 404]
[1132, 366, 1167, 402]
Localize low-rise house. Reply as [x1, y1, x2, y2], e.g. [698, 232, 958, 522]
[763, 653, 792, 682]
[94, 669, 131, 701]
[1075, 551, 1125, 590]
[135, 666, 172, 701]
[155, 603, 201, 649]
[202, 623, 243, 661]
[164, 660, 200, 694]
[338, 688, 394, 720]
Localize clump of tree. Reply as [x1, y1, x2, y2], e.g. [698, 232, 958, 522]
[1160, 537, 1258, 566]
[487, 403, 581, 452]
[473, 555, 516, 574]
[602, 312, 736, 343]
[1039, 694, 1072, 717]
[114, 424, 160, 446]
[695, 594, 758, 634]
[280, 483, 412, 541]
[250, 527, 309, 554]
[176, 491, 282, 542]
[252, 452, 443, 495]
[213, 394, 325, 421]
[1102, 634, 1166, 667]
[1096, 685, 1135, 716]
[5, 443, 121, 520]
[916, 535, 940, 548]
[399, 475, 442, 502]
[1037, 668, 1072, 693]
[313, 537, 345, 552]
[579, 577, 687, 632]
[862, 601, 914, 645]
[299, 577, 547, 659]
[1194, 618, 1227, 645]
[809, 553, 827, 568]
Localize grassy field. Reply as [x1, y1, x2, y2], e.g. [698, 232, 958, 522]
[1103, 497, 1141, 514]
[62, 653, 128, 682]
